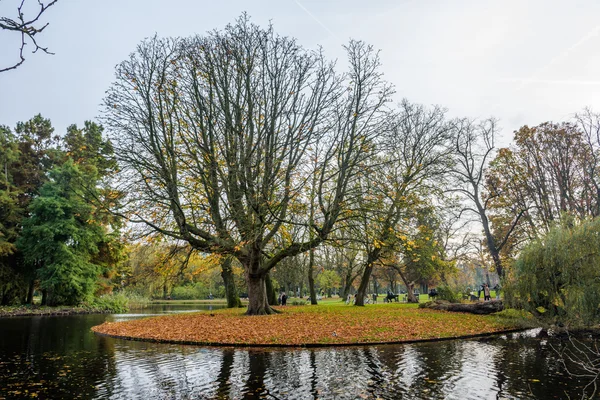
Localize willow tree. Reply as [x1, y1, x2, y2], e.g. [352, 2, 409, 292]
[103, 16, 391, 315]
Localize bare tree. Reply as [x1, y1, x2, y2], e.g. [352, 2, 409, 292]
[449, 118, 524, 277]
[575, 108, 600, 216]
[1, 0, 58, 72]
[103, 17, 390, 315]
[352, 100, 455, 305]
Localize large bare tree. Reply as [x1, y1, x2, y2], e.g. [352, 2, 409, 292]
[1, 0, 58, 72]
[103, 16, 391, 315]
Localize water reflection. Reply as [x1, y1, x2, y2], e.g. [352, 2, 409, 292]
[0, 306, 591, 399]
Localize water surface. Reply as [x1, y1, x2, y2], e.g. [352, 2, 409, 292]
[0, 304, 592, 399]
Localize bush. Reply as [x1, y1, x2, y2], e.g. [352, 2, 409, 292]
[85, 291, 150, 313]
[436, 285, 461, 303]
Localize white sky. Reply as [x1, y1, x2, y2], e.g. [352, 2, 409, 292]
[1, 0, 599, 147]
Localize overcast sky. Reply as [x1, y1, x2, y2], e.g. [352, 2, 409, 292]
[1, 0, 599, 146]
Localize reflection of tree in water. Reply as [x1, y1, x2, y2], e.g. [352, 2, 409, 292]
[489, 331, 586, 399]
[2, 316, 594, 399]
[215, 349, 235, 399]
[0, 314, 117, 399]
[242, 351, 271, 399]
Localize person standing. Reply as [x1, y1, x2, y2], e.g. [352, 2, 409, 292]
[483, 284, 491, 301]
[281, 292, 287, 306]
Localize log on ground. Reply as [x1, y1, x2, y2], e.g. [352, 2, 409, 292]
[419, 300, 504, 315]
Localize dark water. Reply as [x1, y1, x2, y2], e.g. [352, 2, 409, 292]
[0, 305, 593, 399]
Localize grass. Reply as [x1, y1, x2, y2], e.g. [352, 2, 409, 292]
[0, 292, 151, 317]
[0, 304, 113, 317]
[92, 300, 519, 347]
[150, 299, 241, 305]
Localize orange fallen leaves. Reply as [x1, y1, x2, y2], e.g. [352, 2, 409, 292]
[91, 304, 516, 346]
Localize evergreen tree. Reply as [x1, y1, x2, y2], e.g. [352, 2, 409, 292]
[18, 160, 106, 305]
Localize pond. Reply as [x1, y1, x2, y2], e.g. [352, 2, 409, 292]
[0, 304, 593, 399]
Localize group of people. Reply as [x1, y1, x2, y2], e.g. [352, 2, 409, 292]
[466, 283, 502, 302]
[345, 293, 374, 304]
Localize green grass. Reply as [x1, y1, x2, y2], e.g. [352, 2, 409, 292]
[150, 298, 242, 305]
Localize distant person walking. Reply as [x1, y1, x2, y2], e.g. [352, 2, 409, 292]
[281, 292, 287, 306]
[372, 293, 378, 304]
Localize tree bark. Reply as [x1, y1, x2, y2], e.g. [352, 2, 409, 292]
[355, 262, 373, 306]
[41, 289, 47, 306]
[246, 272, 276, 315]
[341, 268, 357, 300]
[221, 257, 241, 308]
[308, 248, 317, 305]
[265, 273, 277, 306]
[25, 279, 35, 305]
[396, 267, 418, 303]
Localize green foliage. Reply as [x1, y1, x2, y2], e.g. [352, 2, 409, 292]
[436, 285, 461, 303]
[17, 160, 106, 305]
[170, 284, 212, 300]
[507, 217, 600, 327]
[85, 292, 151, 313]
[316, 270, 341, 293]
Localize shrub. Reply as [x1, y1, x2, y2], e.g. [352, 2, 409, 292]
[436, 285, 461, 303]
[85, 291, 150, 312]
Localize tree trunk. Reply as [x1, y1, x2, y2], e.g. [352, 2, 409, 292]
[221, 257, 241, 308]
[406, 282, 418, 303]
[479, 202, 504, 277]
[163, 283, 169, 300]
[41, 289, 47, 306]
[355, 263, 373, 306]
[421, 299, 504, 314]
[308, 248, 317, 305]
[246, 272, 276, 315]
[340, 270, 353, 300]
[265, 273, 277, 306]
[25, 279, 35, 305]
[396, 268, 418, 303]
[373, 277, 378, 295]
